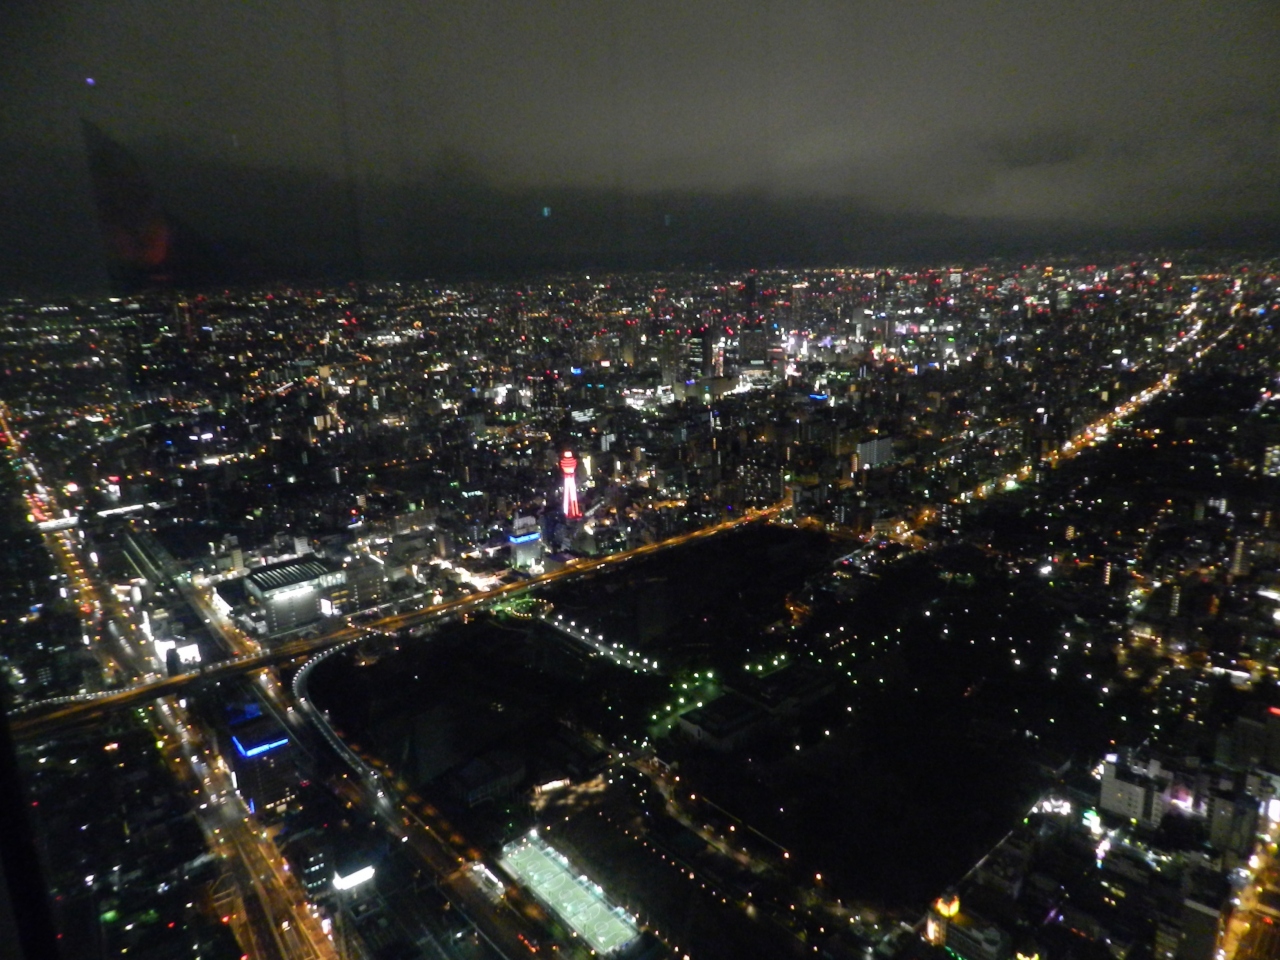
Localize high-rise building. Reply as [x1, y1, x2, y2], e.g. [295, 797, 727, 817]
[1100, 754, 1171, 828]
[856, 436, 895, 470]
[1230, 539, 1249, 578]
[225, 715, 296, 816]
[280, 831, 331, 900]
[509, 514, 542, 569]
[1265, 446, 1280, 477]
[1208, 784, 1258, 859]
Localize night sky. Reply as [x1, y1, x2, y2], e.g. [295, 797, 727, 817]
[3, 0, 1279, 290]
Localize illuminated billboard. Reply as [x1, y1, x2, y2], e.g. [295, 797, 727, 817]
[333, 865, 375, 890]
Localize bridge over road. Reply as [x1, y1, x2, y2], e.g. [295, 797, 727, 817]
[8, 504, 782, 740]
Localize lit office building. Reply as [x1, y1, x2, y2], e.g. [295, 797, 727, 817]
[509, 514, 543, 569]
[225, 715, 296, 815]
[245, 558, 344, 634]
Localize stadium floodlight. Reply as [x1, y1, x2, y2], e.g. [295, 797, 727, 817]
[499, 834, 636, 955]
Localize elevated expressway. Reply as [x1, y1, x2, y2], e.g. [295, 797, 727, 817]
[8, 504, 780, 740]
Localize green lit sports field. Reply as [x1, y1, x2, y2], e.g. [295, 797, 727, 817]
[500, 834, 638, 955]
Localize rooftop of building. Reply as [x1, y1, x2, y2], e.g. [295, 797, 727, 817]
[1105, 759, 1170, 789]
[681, 689, 768, 739]
[729, 662, 836, 712]
[246, 557, 333, 593]
[228, 713, 291, 756]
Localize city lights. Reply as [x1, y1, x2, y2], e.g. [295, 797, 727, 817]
[2, 257, 1274, 960]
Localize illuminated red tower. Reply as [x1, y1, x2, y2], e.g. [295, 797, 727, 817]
[559, 450, 581, 519]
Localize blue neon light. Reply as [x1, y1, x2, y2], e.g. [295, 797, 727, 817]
[232, 735, 289, 758]
[809, 393, 829, 401]
[508, 532, 541, 544]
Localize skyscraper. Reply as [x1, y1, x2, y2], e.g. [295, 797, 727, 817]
[509, 513, 543, 568]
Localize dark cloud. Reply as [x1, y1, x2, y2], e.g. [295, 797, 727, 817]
[983, 130, 1091, 171]
[2, 0, 1278, 289]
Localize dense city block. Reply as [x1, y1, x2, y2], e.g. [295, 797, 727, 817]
[7, 258, 1280, 960]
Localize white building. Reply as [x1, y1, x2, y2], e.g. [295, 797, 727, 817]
[1100, 755, 1172, 828]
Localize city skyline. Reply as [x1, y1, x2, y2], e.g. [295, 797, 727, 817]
[5, 258, 1280, 959]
